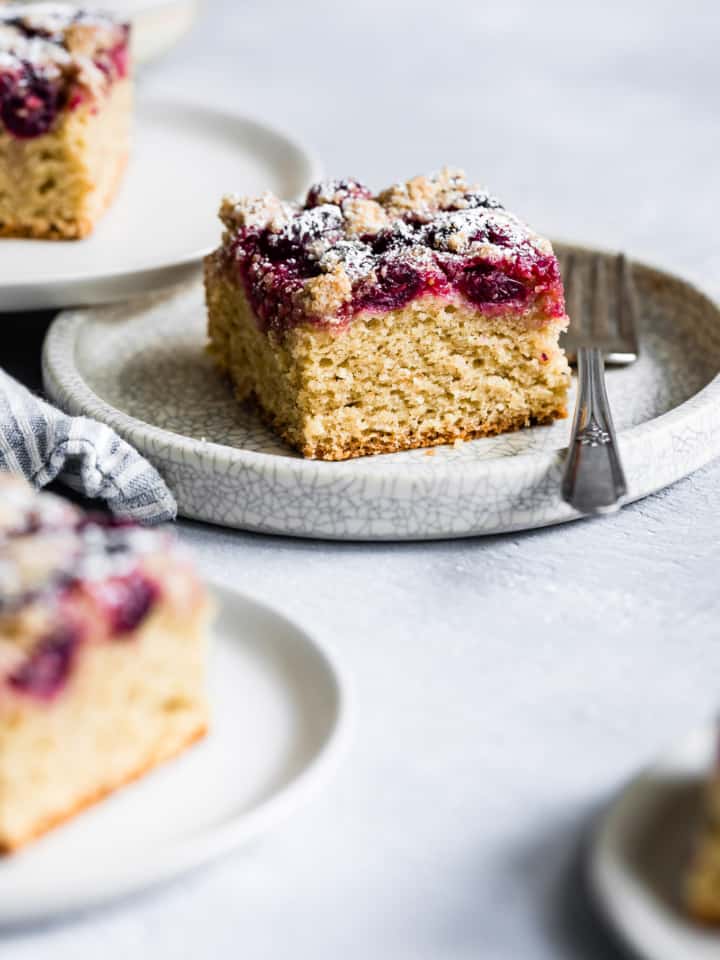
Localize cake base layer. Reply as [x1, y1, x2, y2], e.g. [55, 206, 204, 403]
[248, 397, 564, 461]
[0, 596, 209, 853]
[206, 258, 570, 461]
[0, 78, 132, 240]
[0, 724, 206, 855]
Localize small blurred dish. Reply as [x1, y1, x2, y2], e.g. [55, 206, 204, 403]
[590, 724, 720, 959]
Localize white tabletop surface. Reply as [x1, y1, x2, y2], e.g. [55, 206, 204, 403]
[5, 0, 720, 957]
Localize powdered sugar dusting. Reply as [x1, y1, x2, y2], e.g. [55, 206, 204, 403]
[319, 240, 376, 280]
[271, 204, 344, 254]
[216, 167, 564, 332]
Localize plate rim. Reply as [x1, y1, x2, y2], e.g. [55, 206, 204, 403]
[1, 97, 322, 309]
[0, 582, 350, 926]
[588, 723, 717, 960]
[41, 245, 720, 538]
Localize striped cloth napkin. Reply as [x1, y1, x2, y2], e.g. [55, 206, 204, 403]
[0, 368, 176, 524]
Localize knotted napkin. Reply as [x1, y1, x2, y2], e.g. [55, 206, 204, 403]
[0, 368, 176, 523]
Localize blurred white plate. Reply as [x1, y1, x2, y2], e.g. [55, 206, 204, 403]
[590, 724, 720, 960]
[115, 0, 200, 65]
[0, 585, 347, 925]
[0, 98, 320, 311]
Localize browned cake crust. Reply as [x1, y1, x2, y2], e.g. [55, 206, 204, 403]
[0, 723, 207, 854]
[246, 389, 566, 461]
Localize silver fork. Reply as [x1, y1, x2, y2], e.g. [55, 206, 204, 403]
[560, 252, 640, 515]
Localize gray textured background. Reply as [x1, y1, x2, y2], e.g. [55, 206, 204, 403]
[6, 0, 720, 957]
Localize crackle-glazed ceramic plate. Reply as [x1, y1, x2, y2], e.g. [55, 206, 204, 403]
[42, 245, 720, 540]
[0, 585, 347, 925]
[589, 723, 720, 960]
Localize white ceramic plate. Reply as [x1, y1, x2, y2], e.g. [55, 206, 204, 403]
[42, 246, 720, 540]
[0, 585, 346, 926]
[112, 0, 200, 64]
[1, 98, 320, 311]
[589, 724, 720, 960]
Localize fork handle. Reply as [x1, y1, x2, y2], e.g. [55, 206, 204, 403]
[561, 347, 627, 515]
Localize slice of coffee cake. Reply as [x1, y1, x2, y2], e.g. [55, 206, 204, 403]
[205, 168, 570, 461]
[0, 474, 210, 852]
[0, 3, 132, 239]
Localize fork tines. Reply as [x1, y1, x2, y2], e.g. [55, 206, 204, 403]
[561, 251, 639, 366]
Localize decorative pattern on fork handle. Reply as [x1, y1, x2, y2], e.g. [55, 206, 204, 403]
[562, 345, 627, 514]
[578, 421, 611, 446]
[559, 251, 639, 515]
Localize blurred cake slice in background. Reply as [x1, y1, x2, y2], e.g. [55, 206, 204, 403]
[685, 737, 720, 923]
[0, 474, 211, 853]
[205, 168, 570, 461]
[0, 2, 132, 238]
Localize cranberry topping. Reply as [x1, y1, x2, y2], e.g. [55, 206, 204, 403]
[225, 174, 566, 332]
[0, 9, 130, 140]
[354, 261, 425, 312]
[87, 570, 160, 637]
[2, 571, 158, 699]
[8, 625, 80, 700]
[354, 261, 449, 313]
[458, 263, 528, 306]
[0, 68, 62, 139]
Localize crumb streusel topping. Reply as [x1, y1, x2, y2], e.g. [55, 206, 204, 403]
[216, 168, 564, 333]
[0, 2, 129, 139]
[0, 476, 164, 700]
